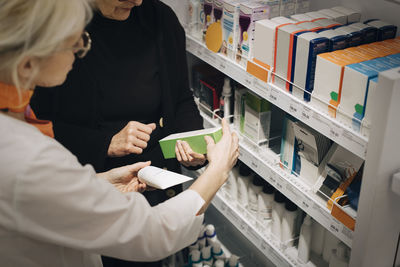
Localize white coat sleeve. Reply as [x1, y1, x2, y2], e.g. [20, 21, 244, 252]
[7, 136, 204, 262]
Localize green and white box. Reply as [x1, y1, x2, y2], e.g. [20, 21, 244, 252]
[159, 127, 222, 159]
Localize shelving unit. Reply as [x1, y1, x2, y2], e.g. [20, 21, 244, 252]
[186, 35, 368, 160]
[199, 109, 353, 248]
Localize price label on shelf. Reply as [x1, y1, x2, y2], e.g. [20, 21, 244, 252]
[243, 72, 254, 88]
[300, 194, 313, 211]
[217, 56, 227, 71]
[301, 105, 312, 122]
[329, 123, 343, 140]
[285, 182, 300, 200]
[312, 202, 331, 226]
[288, 99, 301, 117]
[202, 49, 217, 66]
[275, 177, 286, 191]
[253, 78, 269, 95]
[268, 171, 278, 187]
[329, 218, 341, 234]
[268, 87, 280, 103]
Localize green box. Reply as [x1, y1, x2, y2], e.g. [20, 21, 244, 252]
[159, 127, 223, 159]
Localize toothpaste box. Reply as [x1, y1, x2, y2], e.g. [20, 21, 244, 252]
[222, 0, 246, 60]
[280, 0, 296, 17]
[318, 8, 347, 24]
[237, 1, 271, 67]
[331, 6, 361, 24]
[318, 29, 348, 51]
[274, 24, 309, 90]
[334, 25, 363, 47]
[364, 20, 397, 41]
[313, 18, 342, 30]
[290, 13, 311, 22]
[348, 22, 378, 44]
[293, 32, 329, 101]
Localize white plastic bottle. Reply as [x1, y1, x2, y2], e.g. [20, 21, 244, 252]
[237, 163, 252, 208]
[205, 224, 217, 245]
[311, 218, 325, 256]
[189, 249, 202, 267]
[201, 246, 214, 266]
[197, 226, 206, 249]
[224, 164, 239, 200]
[220, 77, 232, 123]
[227, 254, 240, 267]
[271, 191, 286, 241]
[257, 182, 275, 233]
[213, 259, 225, 267]
[281, 200, 298, 247]
[323, 229, 340, 263]
[248, 174, 264, 217]
[298, 215, 312, 264]
[329, 242, 350, 267]
[211, 240, 226, 261]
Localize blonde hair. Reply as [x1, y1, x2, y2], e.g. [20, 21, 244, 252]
[0, 0, 93, 90]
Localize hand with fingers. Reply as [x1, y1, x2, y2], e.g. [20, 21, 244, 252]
[98, 161, 151, 193]
[204, 118, 239, 178]
[175, 140, 207, 167]
[108, 121, 156, 157]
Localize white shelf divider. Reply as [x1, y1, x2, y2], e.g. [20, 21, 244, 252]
[186, 34, 368, 160]
[198, 110, 353, 248]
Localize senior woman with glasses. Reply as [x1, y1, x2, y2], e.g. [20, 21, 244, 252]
[31, 1, 213, 266]
[0, 1, 239, 266]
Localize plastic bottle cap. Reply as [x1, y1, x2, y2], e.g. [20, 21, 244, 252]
[285, 200, 298, 212]
[222, 77, 232, 95]
[239, 162, 252, 176]
[214, 259, 225, 267]
[228, 254, 239, 267]
[252, 174, 264, 186]
[205, 224, 216, 236]
[274, 191, 286, 203]
[263, 183, 275, 194]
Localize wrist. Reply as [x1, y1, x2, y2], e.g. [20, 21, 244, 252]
[204, 163, 229, 185]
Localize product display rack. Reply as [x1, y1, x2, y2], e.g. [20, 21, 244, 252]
[199, 108, 353, 249]
[186, 34, 368, 160]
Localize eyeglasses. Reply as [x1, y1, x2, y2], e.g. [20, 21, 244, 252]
[61, 31, 92, 58]
[73, 31, 92, 58]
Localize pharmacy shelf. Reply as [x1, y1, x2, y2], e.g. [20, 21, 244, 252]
[198, 110, 354, 248]
[212, 191, 295, 267]
[186, 34, 368, 160]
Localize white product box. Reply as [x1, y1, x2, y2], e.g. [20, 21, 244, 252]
[290, 14, 311, 22]
[280, 116, 296, 172]
[318, 29, 348, 51]
[292, 122, 332, 186]
[311, 51, 362, 117]
[293, 32, 329, 101]
[237, 1, 271, 67]
[305, 11, 330, 21]
[331, 6, 361, 24]
[361, 77, 377, 137]
[334, 25, 363, 47]
[280, 0, 296, 17]
[296, 21, 325, 32]
[295, 0, 310, 14]
[222, 0, 246, 60]
[274, 24, 308, 90]
[254, 19, 279, 68]
[317, 9, 347, 25]
[348, 22, 378, 44]
[313, 18, 342, 30]
[271, 16, 296, 24]
[365, 20, 398, 41]
[338, 63, 379, 131]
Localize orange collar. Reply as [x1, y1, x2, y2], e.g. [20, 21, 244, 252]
[0, 82, 33, 113]
[0, 82, 54, 138]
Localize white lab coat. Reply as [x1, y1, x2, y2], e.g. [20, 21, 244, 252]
[0, 113, 204, 267]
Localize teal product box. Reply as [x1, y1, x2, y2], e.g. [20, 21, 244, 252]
[159, 127, 222, 159]
[318, 29, 348, 51]
[280, 115, 297, 172]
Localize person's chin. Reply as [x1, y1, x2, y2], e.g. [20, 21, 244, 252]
[114, 8, 132, 20]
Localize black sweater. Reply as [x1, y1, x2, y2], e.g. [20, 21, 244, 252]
[30, 0, 203, 175]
